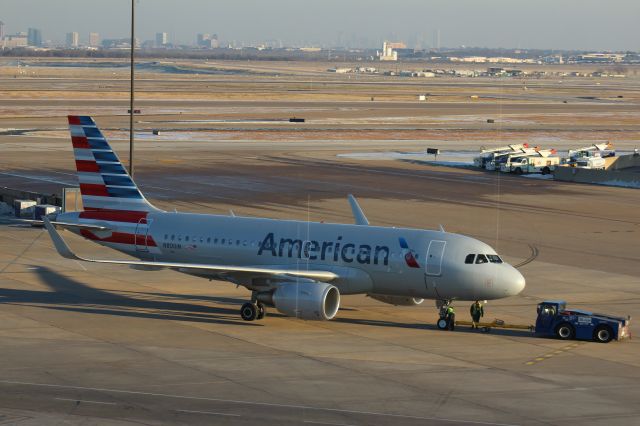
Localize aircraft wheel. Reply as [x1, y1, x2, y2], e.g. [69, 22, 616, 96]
[256, 302, 267, 320]
[593, 325, 613, 343]
[514, 167, 523, 175]
[437, 318, 449, 330]
[240, 302, 258, 321]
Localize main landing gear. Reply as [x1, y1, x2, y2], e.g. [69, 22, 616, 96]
[240, 292, 267, 321]
[436, 300, 455, 331]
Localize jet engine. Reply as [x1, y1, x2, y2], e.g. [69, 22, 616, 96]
[257, 282, 340, 320]
[368, 294, 424, 306]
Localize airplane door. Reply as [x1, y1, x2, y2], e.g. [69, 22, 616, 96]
[425, 240, 446, 276]
[134, 218, 150, 252]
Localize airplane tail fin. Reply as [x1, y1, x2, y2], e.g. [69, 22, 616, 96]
[68, 115, 160, 214]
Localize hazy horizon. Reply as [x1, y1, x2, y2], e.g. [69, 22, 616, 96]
[2, 0, 639, 51]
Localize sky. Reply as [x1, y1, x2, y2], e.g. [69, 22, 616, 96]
[2, 0, 639, 51]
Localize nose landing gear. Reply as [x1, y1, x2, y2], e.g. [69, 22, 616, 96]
[436, 300, 455, 331]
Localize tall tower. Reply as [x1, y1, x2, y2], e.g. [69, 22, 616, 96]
[155, 32, 168, 47]
[89, 32, 99, 47]
[28, 28, 42, 46]
[66, 32, 79, 47]
[0, 21, 5, 40]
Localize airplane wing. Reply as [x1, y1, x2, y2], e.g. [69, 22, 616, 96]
[44, 220, 110, 231]
[43, 217, 338, 282]
[5, 218, 110, 232]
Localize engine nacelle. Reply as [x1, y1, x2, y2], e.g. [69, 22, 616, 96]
[368, 294, 424, 306]
[258, 282, 340, 320]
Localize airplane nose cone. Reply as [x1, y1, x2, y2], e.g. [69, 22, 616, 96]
[505, 265, 526, 296]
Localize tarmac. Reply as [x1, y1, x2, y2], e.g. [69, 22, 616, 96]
[0, 62, 639, 425]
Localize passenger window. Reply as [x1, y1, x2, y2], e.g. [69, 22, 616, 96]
[207, 237, 211, 243]
[221, 238, 225, 244]
[214, 238, 218, 244]
[465, 254, 475, 264]
[177, 235, 182, 241]
[171, 235, 175, 241]
[185, 236, 189, 242]
[164, 234, 168, 240]
[476, 254, 488, 264]
[200, 237, 204, 243]
[236, 239, 240, 245]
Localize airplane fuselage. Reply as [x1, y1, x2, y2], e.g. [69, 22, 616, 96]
[60, 211, 525, 301]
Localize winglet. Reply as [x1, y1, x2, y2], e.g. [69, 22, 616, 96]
[43, 217, 81, 260]
[439, 224, 445, 232]
[348, 194, 369, 226]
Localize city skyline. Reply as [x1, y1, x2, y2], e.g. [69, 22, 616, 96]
[2, 0, 640, 51]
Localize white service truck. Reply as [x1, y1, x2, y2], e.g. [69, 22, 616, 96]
[569, 155, 606, 170]
[474, 143, 529, 169]
[566, 147, 608, 170]
[501, 154, 560, 175]
[486, 147, 539, 171]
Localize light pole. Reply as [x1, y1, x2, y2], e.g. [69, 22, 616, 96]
[129, 0, 135, 177]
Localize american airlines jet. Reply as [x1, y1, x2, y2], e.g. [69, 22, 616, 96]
[43, 116, 525, 327]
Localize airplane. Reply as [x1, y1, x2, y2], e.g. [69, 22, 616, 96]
[42, 115, 526, 327]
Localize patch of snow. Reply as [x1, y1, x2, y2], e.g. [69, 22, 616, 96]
[521, 174, 554, 180]
[595, 180, 640, 189]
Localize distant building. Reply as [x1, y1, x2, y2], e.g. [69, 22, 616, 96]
[210, 34, 219, 48]
[1, 33, 28, 49]
[386, 42, 406, 49]
[155, 32, 168, 47]
[542, 55, 563, 64]
[0, 21, 5, 40]
[197, 33, 209, 46]
[572, 53, 625, 63]
[27, 28, 42, 46]
[197, 33, 219, 48]
[378, 41, 398, 61]
[102, 38, 138, 49]
[89, 32, 100, 47]
[66, 32, 79, 48]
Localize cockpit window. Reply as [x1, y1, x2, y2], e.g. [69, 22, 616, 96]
[464, 254, 475, 264]
[476, 254, 488, 264]
[487, 255, 503, 264]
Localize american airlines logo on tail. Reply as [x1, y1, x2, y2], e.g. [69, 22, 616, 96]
[399, 237, 420, 268]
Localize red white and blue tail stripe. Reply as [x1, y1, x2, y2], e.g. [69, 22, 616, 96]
[69, 115, 158, 213]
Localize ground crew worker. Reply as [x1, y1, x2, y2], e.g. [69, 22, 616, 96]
[446, 305, 456, 331]
[470, 300, 484, 329]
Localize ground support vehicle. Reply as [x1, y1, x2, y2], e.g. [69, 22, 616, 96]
[535, 300, 630, 343]
[504, 155, 560, 174]
[452, 300, 630, 343]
